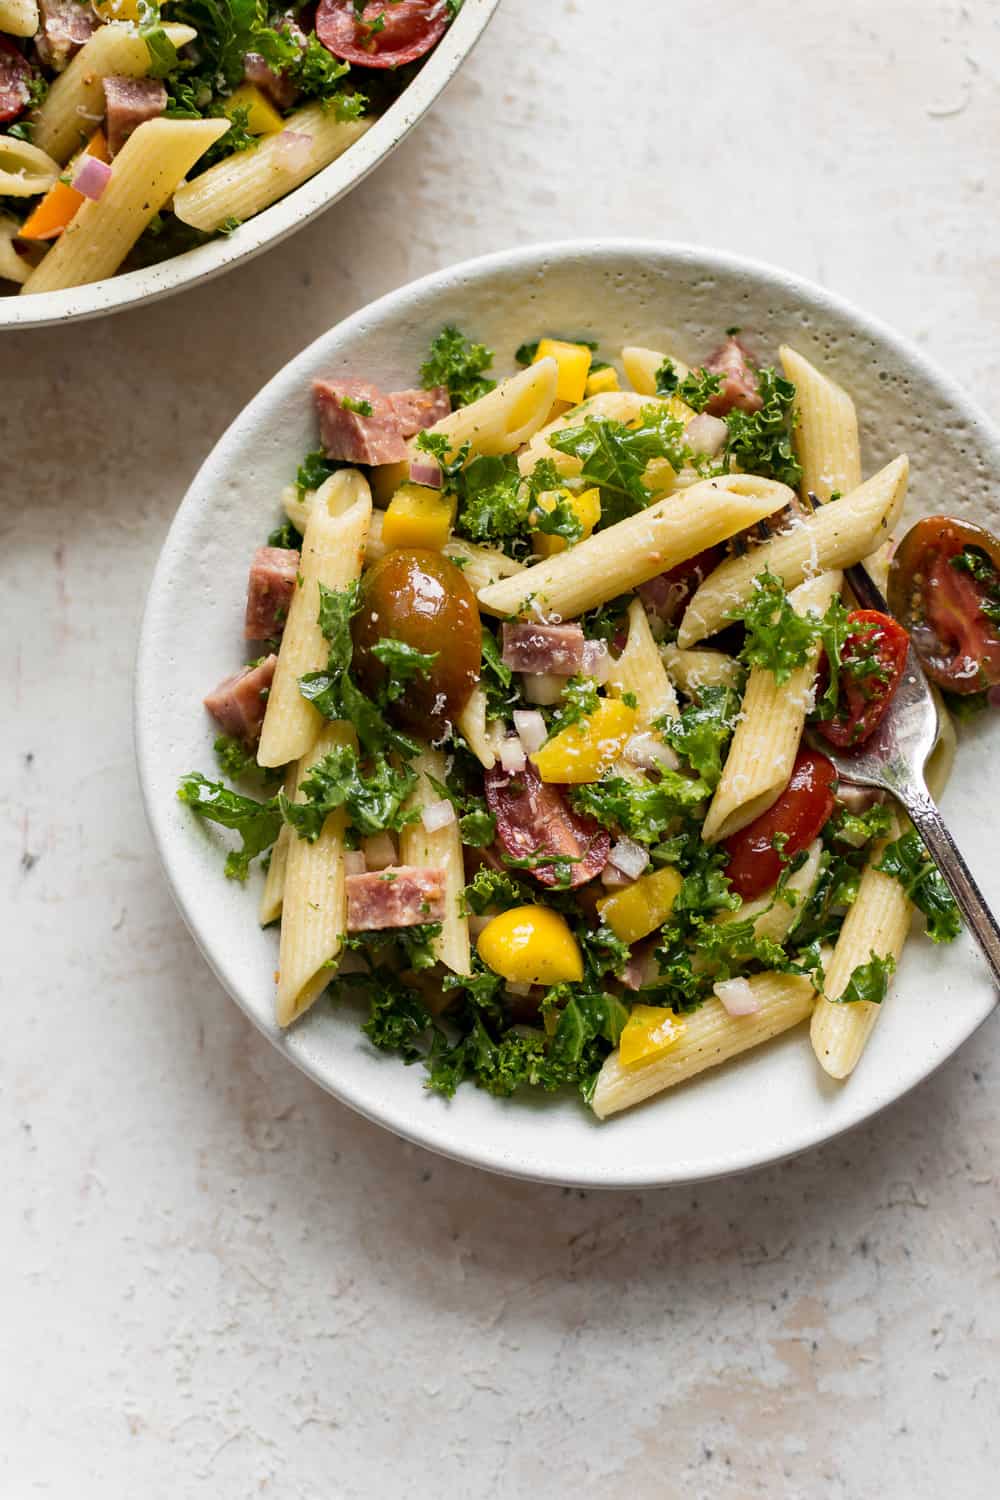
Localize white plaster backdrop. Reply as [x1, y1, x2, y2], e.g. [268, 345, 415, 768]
[3, 2, 999, 1496]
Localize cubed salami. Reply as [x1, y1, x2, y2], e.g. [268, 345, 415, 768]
[102, 75, 168, 155]
[703, 335, 762, 417]
[245, 545, 299, 640]
[203, 655, 277, 744]
[388, 385, 451, 437]
[345, 866, 447, 930]
[501, 623, 585, 677]
[313, 377, 409, 466]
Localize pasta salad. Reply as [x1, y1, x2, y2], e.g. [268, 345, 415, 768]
[0, 1, 462, 295]
[179, 324, 988, 1118]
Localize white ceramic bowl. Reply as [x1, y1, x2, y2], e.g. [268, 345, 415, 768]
[136, 240, 1000, 1187]
[1, 0, 499, 330]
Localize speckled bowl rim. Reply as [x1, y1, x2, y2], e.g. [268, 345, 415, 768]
[136, 238, 1000, 1188]
[0, 0, 500, 331]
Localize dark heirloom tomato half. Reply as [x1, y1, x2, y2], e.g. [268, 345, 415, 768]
[723, 750, 837, 901]
[0, 37, 30, 124]
[814, 609, 909, 749]
[316, 0, 450, 69]
[887, 516, 1000, 693]
[484, 761, 610, 889]
[351, 548, 480, 735]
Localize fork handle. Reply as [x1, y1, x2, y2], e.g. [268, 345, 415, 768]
[893, 779, 1000, 989]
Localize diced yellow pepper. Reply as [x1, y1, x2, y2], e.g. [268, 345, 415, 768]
[477, 906, 584, 986]
[224, 85, 285, 137]
[534, 338, 592, 405]
[665, 395, 697, 426]
[531, 485, 602, 558]
[94, 0, 141, 16]
[382, 483, 457, 551]
[597, 866, 683, 945]
[531, 699, 636, 784]
[619, 1004, 686, 1067]
[586, 366, 620, 396]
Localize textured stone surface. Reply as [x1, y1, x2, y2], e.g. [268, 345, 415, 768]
[3, 1, 1000, 1494]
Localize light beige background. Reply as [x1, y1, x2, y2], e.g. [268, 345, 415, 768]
[3, 1, 999, 1495]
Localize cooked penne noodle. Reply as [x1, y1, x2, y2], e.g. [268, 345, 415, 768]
[22, 118, 229, 294]
[591, 972, 815, 1118]
[172, 106, 371, 232]
[478, 473, 795, 621]
[258, 469, 372, 769]
[456, 686, 505, 769]
[276, 723, 353, 1027]
[398, 748, 472, 975]
[780, 344, 862, 502]
[810, 813, 910, 1079]
[0, 212, 30, 283]
[677, 456, 909, 647]
[661, 644, 742, 697]
[0, 137, 59, 196]
[259, 766, 297, 926]
[606, 598, 679, 723]
[32, 23, 197, 162]
[701, 572, 841, 843]
[622, 345, 689, 395]
[0, 0, 38, 36]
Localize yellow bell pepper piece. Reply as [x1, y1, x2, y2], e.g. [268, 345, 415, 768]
[531, 698, 635, 784]
[94, 0, 141, 16]
[224, 85, 285, 137]
[597, 866, 683, 945]
[619, 1004, 686, 1067]
[531, 486, 602, 558]
[382, 483, 457, 551]
[477, 906, 584, 986]
[534, 338, 592, 405]
[586, 366, 619, 396]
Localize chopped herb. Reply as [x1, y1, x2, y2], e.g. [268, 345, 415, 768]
[340, 394, 374, 416]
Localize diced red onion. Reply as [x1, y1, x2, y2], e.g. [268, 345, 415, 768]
[344, 850, 366, 876]
[684, 412, 728, 457]
[71, 154, 112, 202]
[506, 981, 533, 997]
[836, 781, 885, 816]
[362, 831, 397, 870]
[624, 731, 680, 771]
[421, 798, 456, 834]
[609, 836, 649, 881]
[513, 709, 547, 754]
[581, 638, 612, 683]
[713, 977, 759, 1016]
[521, 671, 564, 706]
[275, 130, 313, 173]
[623, 946, 657, 991]
[499, 737, 527, 773]
[600, 863, 634, 890]
[467, 913, 493, 939]
[408, 457, 443, 489]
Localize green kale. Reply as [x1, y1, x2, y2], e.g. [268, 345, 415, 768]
[340, 394, 373, 417]
[296, 449, 344, 499]
[461, 867, 527, 916]
[659, 685, 739, 789]
[453, 453, 530, 545]
[280, 743, 419, 841]
[546, 675, 600, 736]
[176, 773, 281, 880]
[348, 923, 443, 973]
[811, 594, 854, 719]
[292, 35, 356, 108]
[370, 638, 438, 701]
[480, 630, 514, 720]
[723, 367, 801, 488]
[420, 325, 495, 407]
[138, 0, 179, 77]
[458, 808, 497, 847]
[830, 802, 895, 849]
[213, 734, 260, 781]
[571, 771, 710, 844]
[168, 0, 300, 89]
[423, 768, 496, 849]
[654, 358, 724, 413]
[832, 951, 896, 1005]
[548, 407, 689, 526]
[580, 595, 631, 643]
[875, 830, 961, 943]
[267, 518, 302, 551]
[731, 568, 818, 684]
[531, 490, 584, 546]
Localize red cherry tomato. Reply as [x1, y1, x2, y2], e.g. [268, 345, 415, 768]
[723, 750, 837, 901]
[887, 516, 1000, 693]
[484, 760, 610, 889]
[316, 0, 450, 69]
[0, 37, 30, 124]
[814, 609, 909, 748]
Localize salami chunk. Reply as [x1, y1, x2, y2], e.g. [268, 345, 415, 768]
[388, 385, 451, 437]
[313, 377, 410, 466]
[244, 546, 299, 640]
[102, 75, 167, 156]
[203, 655, 277, 744]
[702, 335, 762, 417]
[501, 623, 585, 677]
[346, 866, 447, 930]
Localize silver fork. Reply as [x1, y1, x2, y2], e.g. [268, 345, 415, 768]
[815, 560, 1000, 988]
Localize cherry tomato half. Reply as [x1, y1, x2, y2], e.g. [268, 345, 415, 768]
[814, 609, 909, 749]
[316, 0, 450, 69]
[723, 749, 837, 901]
[887, 516, 1000, 693]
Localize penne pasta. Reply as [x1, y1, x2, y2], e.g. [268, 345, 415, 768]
[622, 345, 689, 395]
[258, 469, 372, 769]
[780, 344, 862, 503]
[398, 748, 472, 975]
[661, 644, 742, 697]
[0, 0, 38, 36]
[276, 723, 353, 1027]
[32, 22, 198, 163]
[259, 767, 297, 926]
[725, 838, 824, 944]
[477, 473, 795, 622]
[456, 686, 505, 769]
[21, 118, 229, 294]
[591, 972, 816, 1118]
[0, 212, 31, 283]
[810, 813, 911, 1079]
[701, 572, 841, 843]
[606, 598, 679, 723]
[0, 137, 59, 196]
[676, 456, 909, 647]
[172, 106, 372, 233]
